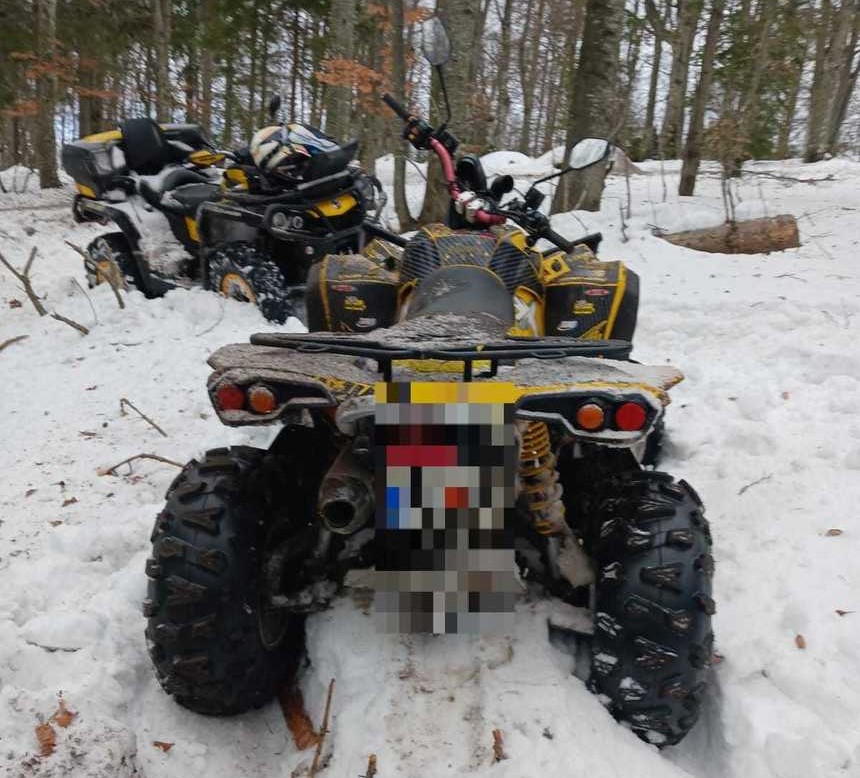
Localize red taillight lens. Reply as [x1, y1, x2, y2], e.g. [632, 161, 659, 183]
[615, 402, 647, 431]
[216, 384, 245, 411]
[247, 384, 277, 414]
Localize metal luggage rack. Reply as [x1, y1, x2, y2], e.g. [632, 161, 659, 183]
[250, 332, 633, 382]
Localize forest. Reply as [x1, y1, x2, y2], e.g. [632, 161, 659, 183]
[2, 0, 860, 215]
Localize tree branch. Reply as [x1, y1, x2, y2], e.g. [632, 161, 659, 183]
[120, 397, 168, 437]
[0, 335, 29, 353]
[0, 247, 47, 316]
[97, 453, 183, 476]
[50, 312, 90, 335]
[64, 241, 125, 309]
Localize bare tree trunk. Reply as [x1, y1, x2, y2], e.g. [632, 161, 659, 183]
[824, 1, 860, 154]
[492, 0, 514, 149]
[199, 0, 214, 137]
[517, 0, 539, 153]
[805, 0, 834, 162]
[323, 0, 356, 139]
[289, 9, 301, 118]
[153, 0, 172, 120]
[223, 54, 236, 146]
[390, 0, 415, 231]
[552, 0, 625, 213]
[679, 0, 724, 195]
[777, 3, 809, 159]
[418, 0, 484, 224]
[34, 0, 60, 188]
[641, 0, 670, 160]
[660, 0, 703, 159]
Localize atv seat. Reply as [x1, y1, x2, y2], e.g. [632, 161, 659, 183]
[168, 183, 221, 214]
[121, 118, 177, 175]
[138, 167, 215, 214]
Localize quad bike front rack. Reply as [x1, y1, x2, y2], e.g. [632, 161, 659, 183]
[249, 332, 633, 382]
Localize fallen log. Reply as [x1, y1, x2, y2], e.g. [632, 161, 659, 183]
[658, 215, 800, 255]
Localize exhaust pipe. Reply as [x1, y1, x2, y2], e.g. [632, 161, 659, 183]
[318, 447, 373, 535]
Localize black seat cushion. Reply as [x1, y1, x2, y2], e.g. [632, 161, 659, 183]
[138, 167, 212, 211]
[121, 118, 176, 175]
[169, 182, 220, 214]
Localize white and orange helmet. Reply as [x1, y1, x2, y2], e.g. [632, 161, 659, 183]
[250, 122, 338, 180]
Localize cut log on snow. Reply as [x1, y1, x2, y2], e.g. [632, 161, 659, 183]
[659, 215, 800, 255]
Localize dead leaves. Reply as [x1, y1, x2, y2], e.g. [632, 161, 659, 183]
[825, 528, 843, 537]
[52, 699, 76, 728]
[836, 609, 855, 617]
[153, 741, 174, 753]
[795, 634, 807, 650]
[492, 729, 507, 763]
[35, 722, 56, 757]
[34, 696, 77, 758]
[278, 688, 321, 751]
[62, 497, 78, 507]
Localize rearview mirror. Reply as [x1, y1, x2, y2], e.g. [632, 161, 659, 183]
[418, 17, 451, 66]
[490, 175, 514, 200]
[567, 138, 612, 171]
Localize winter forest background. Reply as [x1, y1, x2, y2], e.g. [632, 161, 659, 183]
[2, 0, 860, 217]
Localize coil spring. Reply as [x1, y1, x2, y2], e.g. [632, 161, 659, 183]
[518, 422, 566, 535]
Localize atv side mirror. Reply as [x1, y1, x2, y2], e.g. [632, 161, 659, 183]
[566, 138, 612, 171]
[268, 94, 282, 121]
[490, 175, 514, 200]
[418, 17, 451, 66]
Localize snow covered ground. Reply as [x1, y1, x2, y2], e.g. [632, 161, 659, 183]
[1, 157, 859, 777]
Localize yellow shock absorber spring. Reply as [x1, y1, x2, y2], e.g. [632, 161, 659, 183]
[518, 422, 566, 535]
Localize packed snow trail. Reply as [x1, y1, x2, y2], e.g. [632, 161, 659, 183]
[1, 159, 859, 777]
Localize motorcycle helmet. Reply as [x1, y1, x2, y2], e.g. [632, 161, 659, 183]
[250, 122, 339, 180]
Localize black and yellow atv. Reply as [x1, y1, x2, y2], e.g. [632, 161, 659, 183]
[62, 114, 395, 323]
[142, 22, 714, 748]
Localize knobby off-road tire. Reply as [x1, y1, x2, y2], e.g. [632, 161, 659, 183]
[642, 418, 665, 468]
[86, 233, 142, 291]
[588, 471, 714, 746]
[207, 242, 298, 324]
[144, 446, 304, 715]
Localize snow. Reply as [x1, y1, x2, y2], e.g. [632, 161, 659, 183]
[2, 159, 860, 777]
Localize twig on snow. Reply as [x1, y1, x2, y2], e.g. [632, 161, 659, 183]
[65, 240, 125, 309]
[120, 397, 168, 437]
[737, 473, 773, 496]
[72, 278, 99, 325]
[50, 312, 90, 335]
[0, 246, 47, 315]
[97, 453, 183, 476]
[310, 679, 335, 776]
[0, 334, 28, 352]
[194, 295, 226, 337]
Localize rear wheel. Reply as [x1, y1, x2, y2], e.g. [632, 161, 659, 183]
[586, 471, 714, 746]
[85, 233, 140, 290]
[144, 446, 310, 715]
[207, 242, 300, 323]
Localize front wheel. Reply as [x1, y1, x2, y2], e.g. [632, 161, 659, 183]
[587, 471, 714, 746]
[144, 446, 306, 715]
[207, 242, 301, 324]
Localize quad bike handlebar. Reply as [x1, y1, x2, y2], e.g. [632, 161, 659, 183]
[381, 92, 602, 252]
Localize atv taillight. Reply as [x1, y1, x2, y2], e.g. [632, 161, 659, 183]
[247, 384, 277, 414]
[575, 402, 605, 431]
[216, 384, 245, 411]
[615, 402, 647, 431]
